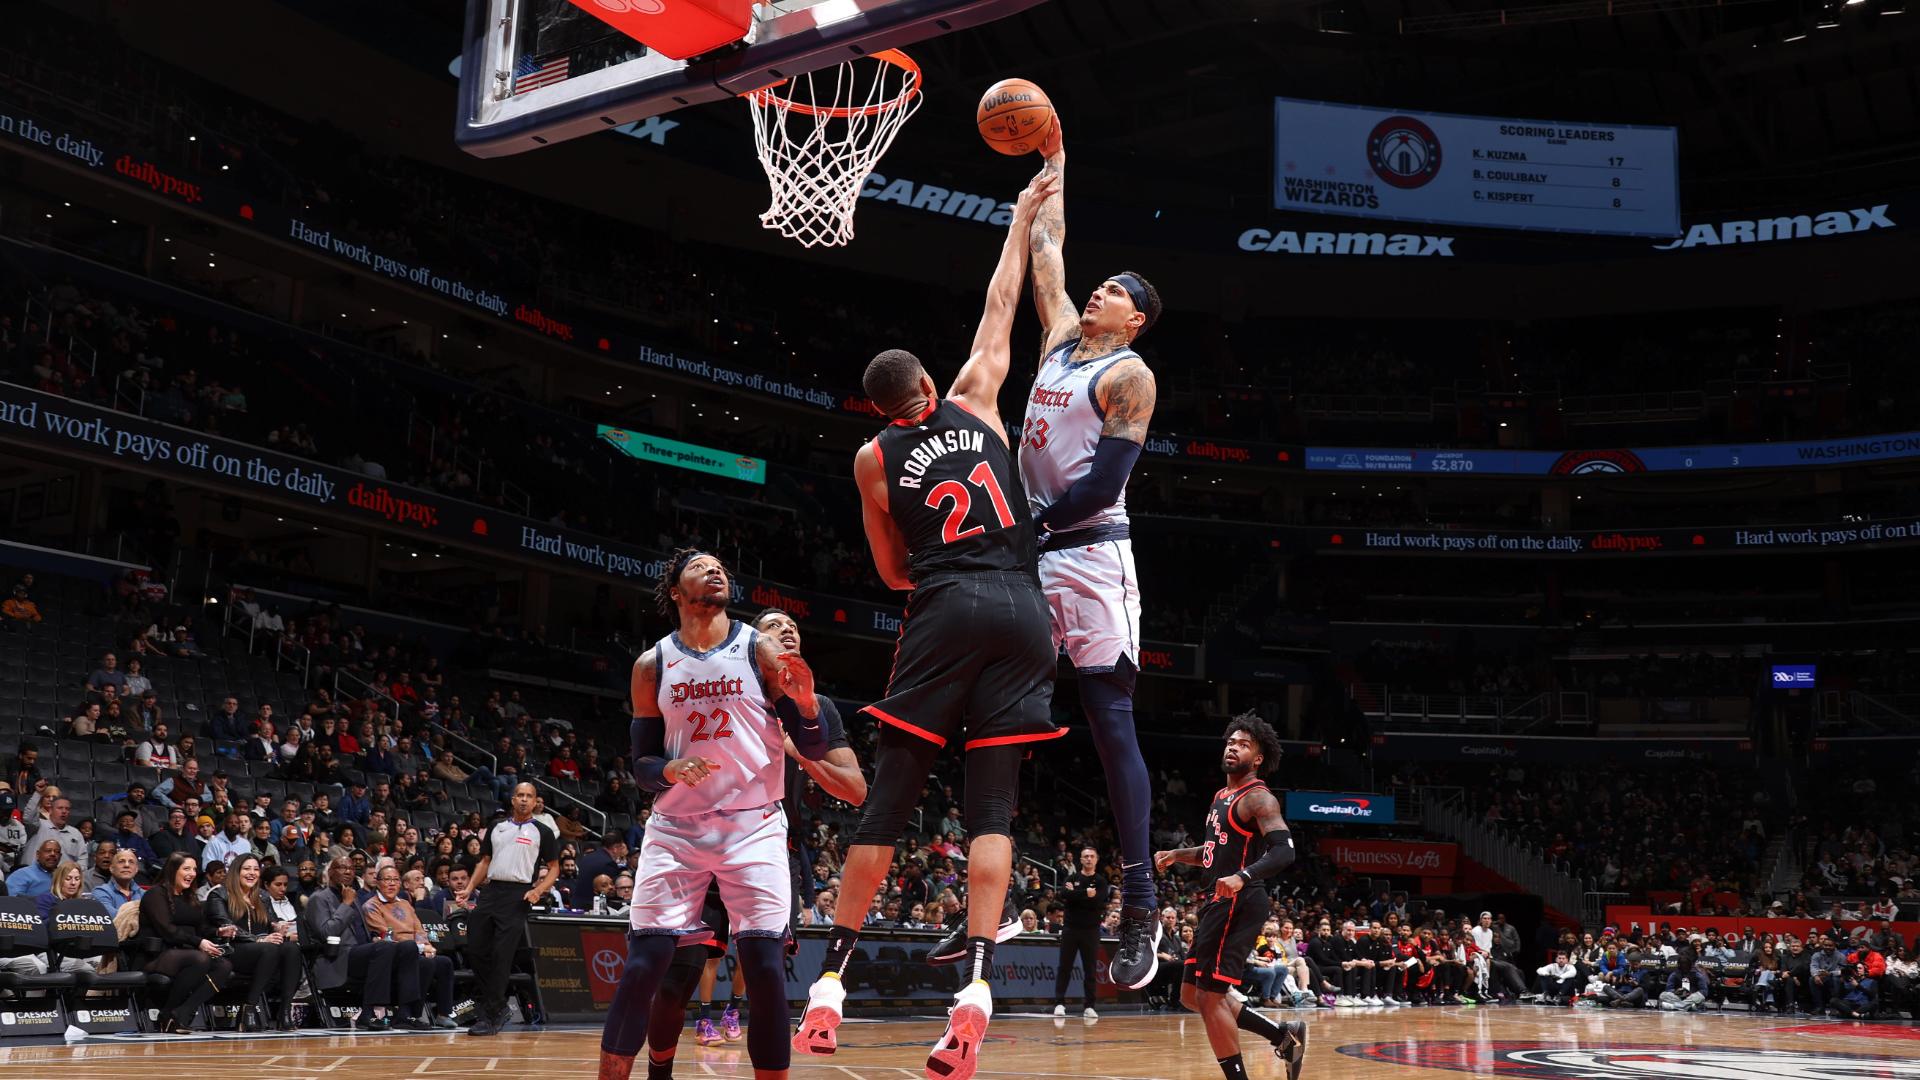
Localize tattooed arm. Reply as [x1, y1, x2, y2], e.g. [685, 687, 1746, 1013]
[1028, 137, 1079, 357]
[1096, 359, 1157, 445]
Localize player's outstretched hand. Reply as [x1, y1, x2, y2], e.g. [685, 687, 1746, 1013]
[776, 651, 819, 710]
[1153, 849, 1176, 873]
[666, 756, 722, 786]
[1040, 114, 1063, 161]
[1013, 169, 1059, 226]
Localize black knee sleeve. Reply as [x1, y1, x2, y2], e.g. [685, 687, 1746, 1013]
[735, 936, 790, 1071]
[601, 934, 676, 1057]
[647, 947, 705, 1051]
[850, 724, 942, 847]
[962, 742, 1024, 838]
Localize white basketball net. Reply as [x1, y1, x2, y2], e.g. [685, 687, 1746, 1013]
[745, 51, 922, 249]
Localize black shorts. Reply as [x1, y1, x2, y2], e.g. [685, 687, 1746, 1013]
[690, 887, 729, 958]
[1185, 887, 1268, 990]
[862, 571, 1061, 752]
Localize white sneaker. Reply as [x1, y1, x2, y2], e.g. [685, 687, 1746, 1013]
[1051, 1004, 1066, 1017]
[1082, 1007, 1098, 1020]
[792, 975, 846, 1056]
[927, 981, 993, 1080]
[1335, 996, 1354, 1007]
[1386, 997, 1407, 1007]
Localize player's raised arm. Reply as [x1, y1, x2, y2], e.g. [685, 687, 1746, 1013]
[949, 170, 1058, 415]
[1028, 127, 1078, 356]
[756, 632, 829, 760]
[853, 440, 914, 591]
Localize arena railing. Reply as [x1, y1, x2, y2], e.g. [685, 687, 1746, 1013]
[533, 775, 608, 834]
[1583, 891, 1630, 930]
[1421, 786, 1586, 921]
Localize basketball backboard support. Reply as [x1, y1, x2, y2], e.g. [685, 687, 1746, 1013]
[455, 0, 1047, 157]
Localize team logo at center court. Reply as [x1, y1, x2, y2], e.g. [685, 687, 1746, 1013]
[1338, 1042, 1920, 1079]
[1367, 116, 1442, 189]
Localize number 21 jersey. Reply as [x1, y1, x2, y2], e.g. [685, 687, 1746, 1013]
[652, 621, 783, 816]
[873, 398, 1035, 582]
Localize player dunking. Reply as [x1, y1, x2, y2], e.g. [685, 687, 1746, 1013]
[1154, 714, 1307, 1080]
[1018, 120, 1167, 989]
[597, 552, 831, 1080]
[793, 171, 1060, 1080]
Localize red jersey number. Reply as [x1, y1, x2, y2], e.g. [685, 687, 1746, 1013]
[924, 461, 1017, 543]
[689, 709, 734, 742]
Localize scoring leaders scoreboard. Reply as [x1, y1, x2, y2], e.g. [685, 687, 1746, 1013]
[1274, 98, 1681, 238]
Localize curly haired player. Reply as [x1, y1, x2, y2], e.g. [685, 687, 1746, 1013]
[1154, 714, 1307, 1080]
[597, 550, 831, 1080]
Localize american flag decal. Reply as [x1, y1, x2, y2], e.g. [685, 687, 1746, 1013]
[514, 53, 570, 94]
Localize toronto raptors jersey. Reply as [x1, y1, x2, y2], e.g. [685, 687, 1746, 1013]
[1201, 778, 1270, 889]
[872, 398, 1034, 581]
[1019, 339, 1141, 532]
[652, 621, 784, 815]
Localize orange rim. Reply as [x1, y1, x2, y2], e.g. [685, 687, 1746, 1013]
[743, 49, 921, 119]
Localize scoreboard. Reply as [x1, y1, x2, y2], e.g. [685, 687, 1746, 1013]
[1273, 98, 1681, 238]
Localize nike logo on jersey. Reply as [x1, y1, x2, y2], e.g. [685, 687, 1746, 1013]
[667, 659, 683, 668]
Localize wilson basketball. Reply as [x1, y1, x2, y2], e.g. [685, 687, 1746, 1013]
[977, 78, 1055, 155]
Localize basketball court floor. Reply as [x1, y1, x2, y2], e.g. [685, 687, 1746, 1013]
[4, 1006, 1916, 1078]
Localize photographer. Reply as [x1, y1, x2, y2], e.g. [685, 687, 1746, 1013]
[1833, 960, 1878, 1019]
[1659, 949, 1711, 1012]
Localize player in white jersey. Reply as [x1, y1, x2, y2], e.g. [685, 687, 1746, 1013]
[598, 549, 831, 1080]
[1020, 119, 1168, 992]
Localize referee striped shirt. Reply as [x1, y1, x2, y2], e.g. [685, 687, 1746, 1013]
[480, 814, 559, 884]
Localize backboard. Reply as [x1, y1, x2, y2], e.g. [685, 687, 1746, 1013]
[455, 0, 1047, 157]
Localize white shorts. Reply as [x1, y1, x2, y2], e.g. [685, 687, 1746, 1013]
[1039, 537, 1141, 673]
[630, 802, 791, 940]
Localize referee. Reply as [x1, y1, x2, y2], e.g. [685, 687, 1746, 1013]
[457, 781, 561, 1036]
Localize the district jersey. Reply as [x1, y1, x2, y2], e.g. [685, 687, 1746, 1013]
[1019, 338, 1142, 532]
[1200, 778, 1270, 889]
[872, 398, 1034, 582]
[651, 621, 784, 816]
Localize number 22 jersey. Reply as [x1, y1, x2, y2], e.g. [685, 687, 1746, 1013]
[651, 621, 783, 816]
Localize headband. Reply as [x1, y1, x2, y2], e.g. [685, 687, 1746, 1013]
[1111, 273, 1153, 332]
[670, 550, 714, 580]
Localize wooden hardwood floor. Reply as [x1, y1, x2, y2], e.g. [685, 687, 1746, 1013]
[2, 1005, 1917, 1078]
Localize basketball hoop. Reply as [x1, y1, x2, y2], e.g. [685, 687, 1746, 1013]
[743, 49, 923, 249]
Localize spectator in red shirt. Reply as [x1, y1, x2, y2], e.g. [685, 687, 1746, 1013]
[547, 750, 581, 782]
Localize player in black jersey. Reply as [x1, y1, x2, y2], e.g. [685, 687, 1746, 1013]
[794, 171, 1059, 1080]
[1155, 714, 1308, 1080]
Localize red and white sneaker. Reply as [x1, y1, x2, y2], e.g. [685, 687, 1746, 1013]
[925, 981, 993, 1080]
[792, 975, 845, 1056]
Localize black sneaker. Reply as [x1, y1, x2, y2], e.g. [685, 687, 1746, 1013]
[1272, 1019, 1308, 1080]
[467, 1015, 499, 1037]
[1107, 905, 1162, 989]
[926, 888, 1023, 965]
